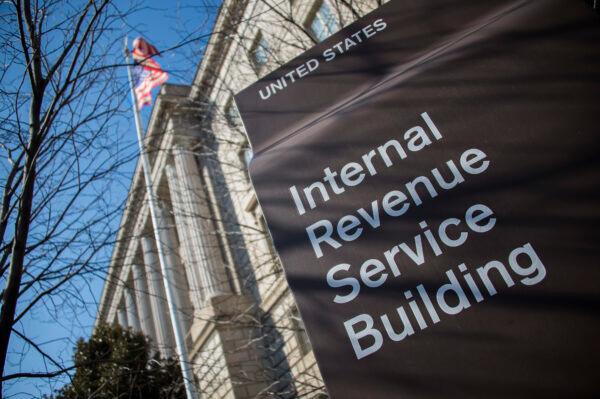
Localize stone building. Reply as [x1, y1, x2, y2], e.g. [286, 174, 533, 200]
[96, 1, 386, 397]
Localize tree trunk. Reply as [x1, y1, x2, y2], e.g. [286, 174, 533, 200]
[0, 103, 40, 395]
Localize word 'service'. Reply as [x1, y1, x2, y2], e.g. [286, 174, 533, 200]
[327, 203, 496, 304]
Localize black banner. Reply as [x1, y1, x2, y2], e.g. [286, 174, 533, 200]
[235, 1, 600, 397]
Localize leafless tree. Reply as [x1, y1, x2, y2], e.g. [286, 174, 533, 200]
[0, 0, 142, 395]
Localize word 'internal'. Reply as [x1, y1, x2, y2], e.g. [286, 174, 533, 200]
[289, 112, 443, 216]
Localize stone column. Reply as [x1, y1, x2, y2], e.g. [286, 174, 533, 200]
[141, 235, 175, 358]
[124, 285, 141, 331]
[166, 164, 206, 313]
[117, 305, 128, 328]
[172, 147, 229, 298]
[154, 201, 193, 334]
[132, 262, 156, 341]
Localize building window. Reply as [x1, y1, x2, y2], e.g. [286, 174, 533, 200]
[245, 194, 282, 275]
[250, 33, 270, 73]
[290, 306, 312, 356]
[225, 97, 241, 127]
[241, 144, 253, 169]
[309, 1, 339, 42]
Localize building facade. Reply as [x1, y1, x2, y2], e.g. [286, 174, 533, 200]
[96, 1, 386, 398]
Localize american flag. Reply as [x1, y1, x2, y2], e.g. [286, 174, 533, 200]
[132, 37, 168, 107]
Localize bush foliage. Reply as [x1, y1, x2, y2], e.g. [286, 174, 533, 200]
[52, 323, 186, 399]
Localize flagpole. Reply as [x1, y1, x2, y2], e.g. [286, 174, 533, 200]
[124, 37, 199, 399]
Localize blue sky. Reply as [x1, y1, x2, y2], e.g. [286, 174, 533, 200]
[127, 0, 222, 123]
[4, 1, 221, 397]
